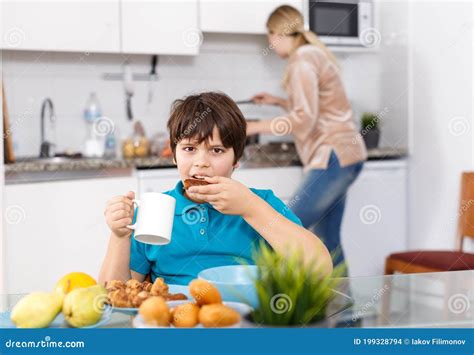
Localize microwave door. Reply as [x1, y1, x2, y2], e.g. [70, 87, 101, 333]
[309, 2, 360, 46]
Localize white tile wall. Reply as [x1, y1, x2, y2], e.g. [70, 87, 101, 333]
[377, 0, 409, 149]
[408, 1, 473, 250]
[2, 30, 393, 157]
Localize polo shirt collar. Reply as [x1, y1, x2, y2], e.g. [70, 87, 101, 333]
[171, 181, 216, 215]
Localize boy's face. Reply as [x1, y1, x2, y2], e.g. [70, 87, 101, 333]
[175, 126, 239, 182]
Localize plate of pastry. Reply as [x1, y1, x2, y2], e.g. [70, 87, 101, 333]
[106, 278, 189, 315]
[132, 279, 252, 328]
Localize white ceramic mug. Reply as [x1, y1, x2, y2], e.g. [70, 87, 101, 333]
[127, 192, 176, 245]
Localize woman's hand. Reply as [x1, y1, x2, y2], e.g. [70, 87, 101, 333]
[186, 177, 257, 216]
[104, 191, 135, 238]
[246, 120, 261, 136]
[252, 92, 287, 108]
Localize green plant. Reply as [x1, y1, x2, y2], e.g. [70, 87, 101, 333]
[360, 112, 380, 130]
[249, 243, 345, 326]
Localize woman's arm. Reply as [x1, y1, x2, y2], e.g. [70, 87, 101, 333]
[274, 97, 290, 111]
[247, 60, 319, 138]
[246, 116, 286, 136]
[252, 92, 290, 111]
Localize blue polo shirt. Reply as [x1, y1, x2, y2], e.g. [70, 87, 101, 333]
[130, 181, 302, 285]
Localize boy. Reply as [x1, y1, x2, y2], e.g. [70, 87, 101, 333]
[99, 92, 332, 285]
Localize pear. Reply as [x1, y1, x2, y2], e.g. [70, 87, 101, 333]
[62, 285, 107, 328]
[11, 292, 62, 328]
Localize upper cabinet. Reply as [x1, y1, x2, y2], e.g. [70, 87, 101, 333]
[120, 0, 199, 55]
[1, 0, 301, 54]
[0, 0, 199, 55]
[200, 0, 304, 34]
[0, 0, 121, 53]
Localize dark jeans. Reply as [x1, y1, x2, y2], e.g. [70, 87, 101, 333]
[290, 151, 363, 270]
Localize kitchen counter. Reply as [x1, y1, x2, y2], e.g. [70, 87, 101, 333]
[4, 156, 175, 174]
[4, 145, 407, 184]
[4, 157, 175, 184]
[365, 147, 407, 160]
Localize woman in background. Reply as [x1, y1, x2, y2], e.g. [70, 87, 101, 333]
[247, 5, 367, 272]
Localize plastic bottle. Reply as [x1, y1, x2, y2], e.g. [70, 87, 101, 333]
[83, 92, 102, 123]
[104, 131, 117, 159]
[83, 92, 104, 157]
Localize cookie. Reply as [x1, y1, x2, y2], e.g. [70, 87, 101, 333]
[183, 178, 210, 190]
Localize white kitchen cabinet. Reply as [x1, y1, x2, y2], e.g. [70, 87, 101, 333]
[200, 0, 304, 34]
[233, 166, 303, 203]
[121, 0, 199, 55]
[233, 161, 408, 277]
[0, 0, 120, 53]
[137, 168, 181, 195]
[342, 160, 408, 277]
[4, 176, 138, 294]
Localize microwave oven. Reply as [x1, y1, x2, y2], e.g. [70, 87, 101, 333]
[308, 0, 374, 46]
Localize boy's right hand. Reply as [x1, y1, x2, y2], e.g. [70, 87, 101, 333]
[105, 191, 135, 238]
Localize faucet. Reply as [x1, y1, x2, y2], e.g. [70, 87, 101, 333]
[40, 98, 56, 158]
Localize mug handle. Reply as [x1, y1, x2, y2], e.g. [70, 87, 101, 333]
[126, 199, 140, 230]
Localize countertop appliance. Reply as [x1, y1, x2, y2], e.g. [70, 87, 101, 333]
[308, 0, 373, 47]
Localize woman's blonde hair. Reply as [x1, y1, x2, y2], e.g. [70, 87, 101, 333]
[266, 5, 339, 67]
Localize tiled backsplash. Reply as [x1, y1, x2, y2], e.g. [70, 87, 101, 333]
[3, 33, 386, 157]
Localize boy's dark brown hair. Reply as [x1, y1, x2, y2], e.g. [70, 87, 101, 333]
[167, 91, 247, 164]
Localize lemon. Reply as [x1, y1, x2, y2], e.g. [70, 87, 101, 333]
[55, 272, 97, 299]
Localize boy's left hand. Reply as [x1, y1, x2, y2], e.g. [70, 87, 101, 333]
[187, 176, 256, 216]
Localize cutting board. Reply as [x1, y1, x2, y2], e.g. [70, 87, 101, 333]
[2, 82, 15, 163]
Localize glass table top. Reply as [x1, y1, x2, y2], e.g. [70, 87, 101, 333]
[1, 270, 472, 328]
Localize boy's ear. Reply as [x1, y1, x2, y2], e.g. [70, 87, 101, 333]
[233, 162, 240, 169]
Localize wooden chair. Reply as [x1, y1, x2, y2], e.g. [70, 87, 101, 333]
[385, 172, 474, 274]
